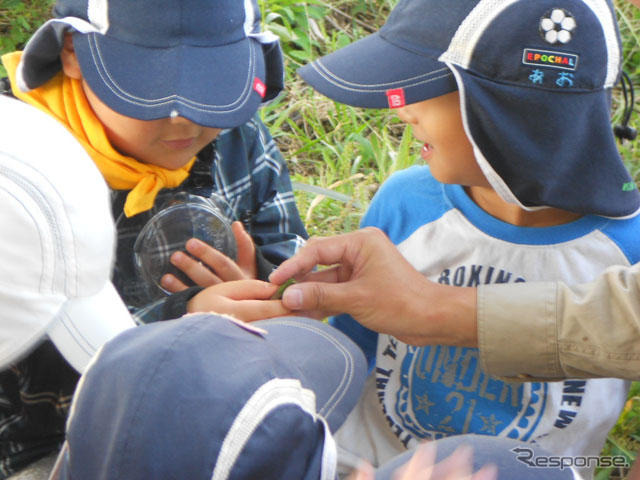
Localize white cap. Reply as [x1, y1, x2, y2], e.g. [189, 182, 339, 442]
[0, 96, 135, 373]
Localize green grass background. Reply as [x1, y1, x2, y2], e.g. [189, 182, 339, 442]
[2, 0, 640, 477]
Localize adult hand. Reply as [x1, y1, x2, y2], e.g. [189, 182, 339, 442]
[161, 221, 258, 292]
[269, 228, 477, 347]
[349, 443, 498, 480]
[187, 279, 289, 321]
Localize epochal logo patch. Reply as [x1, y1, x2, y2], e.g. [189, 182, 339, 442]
[522, 48, 578, 71]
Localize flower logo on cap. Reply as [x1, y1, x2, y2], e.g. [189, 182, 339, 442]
[540, 9, 576, 44]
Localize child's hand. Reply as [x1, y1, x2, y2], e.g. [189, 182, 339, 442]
[161, 221, 258, 292]
[187, 279, 290, 321]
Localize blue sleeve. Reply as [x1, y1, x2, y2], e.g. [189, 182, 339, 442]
[601, 214, 640, 265]
[363, 165, 450, 244]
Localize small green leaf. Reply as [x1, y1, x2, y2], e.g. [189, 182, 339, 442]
[270, 278, 297, 300]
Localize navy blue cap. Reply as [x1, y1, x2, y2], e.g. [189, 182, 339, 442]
[50, 315, 366, 480]
[16, 0, 284, 128]
[299, 0, 640, 219]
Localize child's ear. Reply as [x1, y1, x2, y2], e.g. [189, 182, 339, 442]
[60, 32, 83, 80]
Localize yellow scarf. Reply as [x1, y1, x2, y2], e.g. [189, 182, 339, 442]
[2, 52, 196, 217]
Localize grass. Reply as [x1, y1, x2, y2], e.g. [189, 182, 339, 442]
[0, 0, 52, 76]
[259, 0, 404, 236]
[2, 0, 640, 477]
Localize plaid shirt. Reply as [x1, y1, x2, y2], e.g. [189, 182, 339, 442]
[112, 115, 307, 323]
[0, 343, 78, 479]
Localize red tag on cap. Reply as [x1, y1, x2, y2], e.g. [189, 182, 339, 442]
[254, 78, 266, 98]
[386, 88, 406, 108]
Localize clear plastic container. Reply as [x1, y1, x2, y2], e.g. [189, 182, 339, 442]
[133, 192, 237, 297]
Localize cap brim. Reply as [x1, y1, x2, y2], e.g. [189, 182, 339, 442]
[298, 31, 456, 109]
[253, 316, 367, 433]
[72, 32, 267, 128]
[47, 282, 135, 373]
[0, 289, 65, 370]
[452, 66, 640, 218]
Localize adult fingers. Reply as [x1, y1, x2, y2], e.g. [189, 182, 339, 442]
[272, 265, 343, 286]
[280, 279, 357, 314]
[270, 230, 373, 284]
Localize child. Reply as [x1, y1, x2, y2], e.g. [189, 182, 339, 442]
[297, 0, 640, 477]
[0, 0, 304, 475]
[1, 0, 307, 323]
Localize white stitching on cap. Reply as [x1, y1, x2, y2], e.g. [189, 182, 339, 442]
[309, 60, 453, 93]
[88, 35, 253, 110]
[85, 36, 256, 112]
[314, 57, 452, 89]
[256, 318, 356, 420]
[265, 319, 354, 419]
